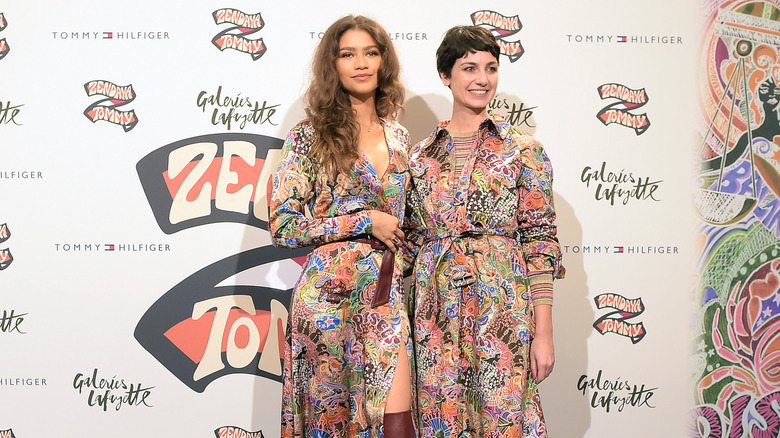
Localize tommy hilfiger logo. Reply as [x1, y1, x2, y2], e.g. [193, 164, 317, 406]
[567, 34, 683, 45]
[53, 243, 170, 252]
[563, 245, 679, 255]
[52, 31, 169, 40]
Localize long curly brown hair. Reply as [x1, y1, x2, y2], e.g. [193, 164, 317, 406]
[306, 15, 404, 173]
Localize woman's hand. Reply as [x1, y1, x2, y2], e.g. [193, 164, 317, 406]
[369, 211, 404, 252]
[530, 332, 555, 383]
[530, 304, 555, 382]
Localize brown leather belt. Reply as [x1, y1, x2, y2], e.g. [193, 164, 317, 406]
[343, 234, 394, 307]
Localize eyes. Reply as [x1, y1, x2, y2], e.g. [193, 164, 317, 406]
[462, 65, 498, 73]
[339, 49, 381, 58]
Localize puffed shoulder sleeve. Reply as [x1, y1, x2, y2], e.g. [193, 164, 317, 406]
[269, 122, 371, 248]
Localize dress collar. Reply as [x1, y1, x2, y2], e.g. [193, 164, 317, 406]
[419, 113, 511, 151]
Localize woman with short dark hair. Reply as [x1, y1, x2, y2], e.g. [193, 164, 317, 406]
[270, 15, 415, 438]
[405, 25, 564, 437]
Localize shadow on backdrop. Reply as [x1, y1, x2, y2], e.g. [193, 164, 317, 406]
[539, 192, 592, 438]
[399, 92, 449, 145]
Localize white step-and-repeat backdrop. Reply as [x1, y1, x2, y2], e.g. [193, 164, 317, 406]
[2, 1, 778, 437]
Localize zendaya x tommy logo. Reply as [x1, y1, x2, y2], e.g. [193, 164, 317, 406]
[83, 80, 138, 132]
[597, 83, 650, 135]
[0, 13, 9, 60]
[135, 133, 307, 392]
[471, 10, 523, 62]
[215, 427, 264, 438]
[593, 292, 646, 343]
[212, 8, 267, 60]
[0, 223, 12, 271]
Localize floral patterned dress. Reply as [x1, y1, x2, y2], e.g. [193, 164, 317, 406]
[405, 114, 564, 438]
[270, 119, 413, 438]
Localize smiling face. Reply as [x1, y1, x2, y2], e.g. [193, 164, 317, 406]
[441, 50, 498, 117]
[336, 29, 382, 102]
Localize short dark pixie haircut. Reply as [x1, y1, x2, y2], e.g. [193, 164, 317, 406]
[436, 25, 500, 77]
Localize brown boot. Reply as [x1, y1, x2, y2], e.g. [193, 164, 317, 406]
[383, 410, 415, 438]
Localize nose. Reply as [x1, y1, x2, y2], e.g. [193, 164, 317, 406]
[476, 69, 488, 85]
[355, 54, 368, 69]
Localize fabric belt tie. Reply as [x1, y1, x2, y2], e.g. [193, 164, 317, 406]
[420, 229, 515, 289]
[343, 234, 393, 307]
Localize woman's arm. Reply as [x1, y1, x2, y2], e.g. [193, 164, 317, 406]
[514, 133, 562, 383]
[530, 304, 554, 382]
[401, 205, 422, 277]
[269, 124, 373, 248]
[515, 133, 565, 305]
[400, 139, 426, 276]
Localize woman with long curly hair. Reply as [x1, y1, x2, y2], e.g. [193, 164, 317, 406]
[270, 15, 415, 438]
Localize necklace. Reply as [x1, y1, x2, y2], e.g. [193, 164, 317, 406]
[365, 120, 379, 133]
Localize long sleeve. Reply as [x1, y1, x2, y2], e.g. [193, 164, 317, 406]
[401, 140, 429, 277]
[401, 199, 423, 277]
[513, 132, 564, 307]
[269, 122, 372, 249]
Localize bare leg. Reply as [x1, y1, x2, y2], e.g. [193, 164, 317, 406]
[386, 339, 412, 413]
[383, 338, 414, 437]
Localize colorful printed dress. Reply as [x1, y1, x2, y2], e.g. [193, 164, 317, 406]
[404, 114, 564, 437]
[270, 119, 413, 438]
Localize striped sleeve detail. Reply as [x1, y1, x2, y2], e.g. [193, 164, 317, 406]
[527, 272, 553, 307]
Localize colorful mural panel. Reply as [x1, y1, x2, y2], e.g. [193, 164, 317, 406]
[694, 1, 780, 436]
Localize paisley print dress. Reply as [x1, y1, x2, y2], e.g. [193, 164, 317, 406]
[405, 114, 564, 437]
[270, 119, 413, 438]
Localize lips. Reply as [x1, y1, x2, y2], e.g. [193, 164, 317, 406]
[352, 74, 373, 80]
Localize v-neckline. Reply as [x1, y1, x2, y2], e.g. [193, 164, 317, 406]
[359, 124, 392, 181]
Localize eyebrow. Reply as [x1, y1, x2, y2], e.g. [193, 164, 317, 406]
[459, 61, 498, 66]
[339, 45, 380, 51]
